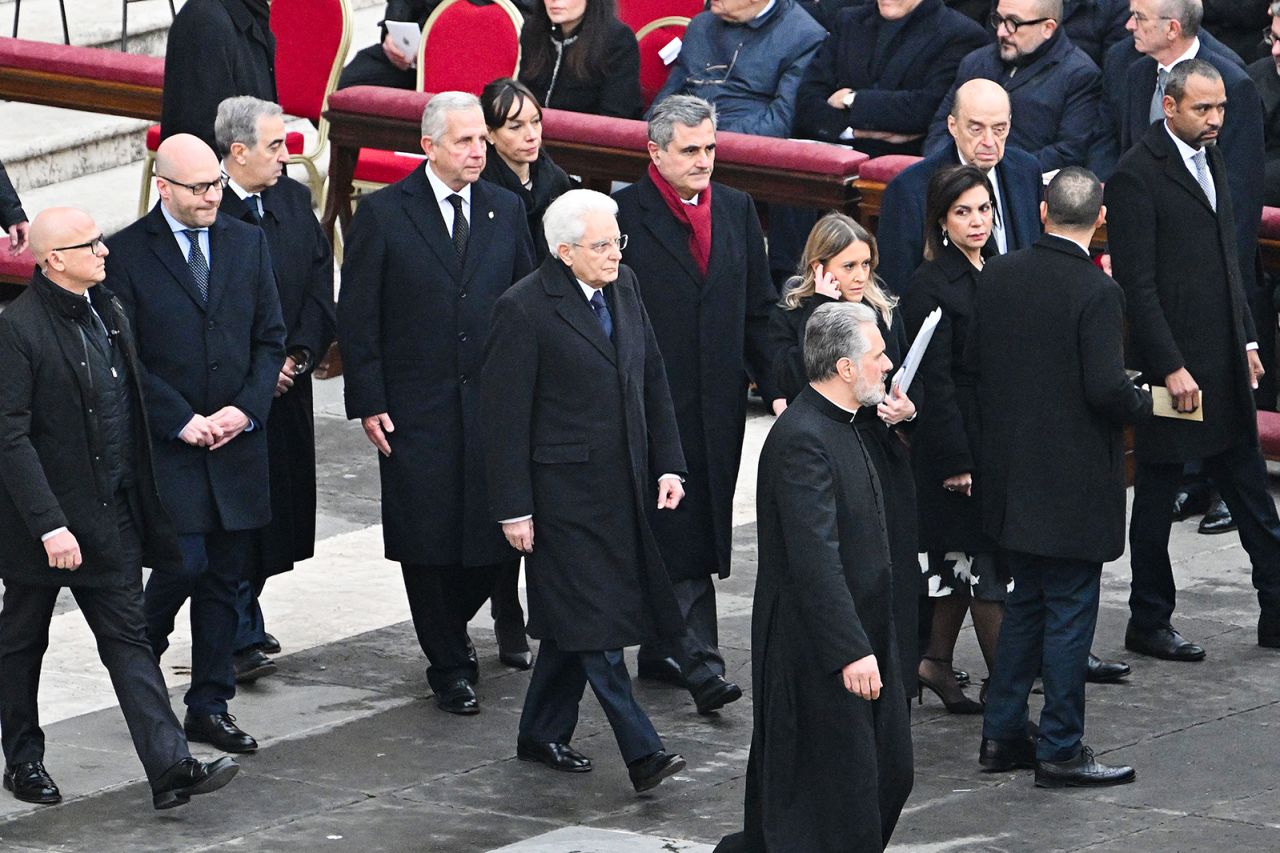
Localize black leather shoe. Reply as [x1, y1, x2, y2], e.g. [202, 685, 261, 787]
[500, 649, 534, 670]
[436, 679, 480, 715]
[1197, 499, 1236, 534]
[628, 750, 686, 793]
[979, 736, 1036, 771]
[1124, 624, 1205, 661]
[151, 756, 239, 810]
[1172, 488, 1210, 520]
[637, 656, 686, 687]
[692, 676, 743, 715]
[516, 737, 592, 772]
[1035, 746, 1135, 788]
[1086, 653, 1131, 683]
[3, 762, 61, 804]
[233, 648, 278, 683]
[258, 633, 281, 655]
[183, 712, 258, 753]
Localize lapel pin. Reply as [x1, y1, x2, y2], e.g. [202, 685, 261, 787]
[488, 211, 494, 219]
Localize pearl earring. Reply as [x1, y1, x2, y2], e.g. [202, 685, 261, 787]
[941, 227, 949, 247]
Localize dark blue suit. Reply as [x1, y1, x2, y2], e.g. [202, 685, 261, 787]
[1059, 0, 1129, 67]
[876, 145, 1043, 296]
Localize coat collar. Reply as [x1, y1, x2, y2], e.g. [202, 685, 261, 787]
[934, 240, 983, 282]
[634, 172, 721, 285]
[142, 203, 234, 312]
[1141, 120, 1219, 214]
[539, 256, 617, 364]
[1003, 28, 1071, 92]
[1035, 232, 1092, 260]
[796, 384, 858, 424]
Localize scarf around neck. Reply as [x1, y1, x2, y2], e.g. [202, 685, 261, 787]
[648, 162, 712, 276]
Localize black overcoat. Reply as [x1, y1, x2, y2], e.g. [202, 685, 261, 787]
[971, 236, 1152, 563]
[741, 385, 912, 852]
[0, 158, 25, 231]
[1246, 55, 1280, 206]
[1105, 122, 1260, 464]
[518, 19, 642, 119]
[480, 147, 572, 263]
[106, 206, 286, 534]
[480, 259, 686, 651]
[221, 176, 336, 576]
[338, 168, 535, 566]
[0, 272, 183, 587]
[613, 175, 777, 581]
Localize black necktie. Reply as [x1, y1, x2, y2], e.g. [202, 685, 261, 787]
[448, 194, 468, 260]
[590, 289, 613, 340]
[245, 194, 263, 224]
[184, 229, 209, 303]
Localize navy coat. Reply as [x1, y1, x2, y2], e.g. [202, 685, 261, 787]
[1247, 55, 1280, 206]
[1060, 0, 1130, 67]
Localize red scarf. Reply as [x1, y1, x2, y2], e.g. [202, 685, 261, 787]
[648, 162, 712, 276]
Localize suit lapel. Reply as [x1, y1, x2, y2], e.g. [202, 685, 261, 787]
[637, 178, 702, 284]
[611, 275, 640, 380]
[461, 180, 495, 286]
[1152, 130, 1217, 215]
[145, 207, 208, 311]
[1127, 58, 1157, 148]
[703, 192, 732, 289]
[401, 167, 462, 278]
[205, 215, 232, 315]
[545, 262, 617, 365]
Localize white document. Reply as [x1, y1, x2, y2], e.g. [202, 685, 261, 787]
[890, 307, 941, 395]
[658, 36, 682, 66]
[385, 21, 421, 68]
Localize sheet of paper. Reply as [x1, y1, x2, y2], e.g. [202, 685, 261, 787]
[1151, 386, 1204, 421]
[891, 307, 941, 395]
[385, 21, 421, 69]
[658, 36, 682, 66]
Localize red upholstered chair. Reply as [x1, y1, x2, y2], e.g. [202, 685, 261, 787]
[0, 238, 35, 286]
[635, 16, 689, 110]
[1260, 205, 1280, 241]
[416, 0, 523, 95]
[617, 0, 705, 33]
[856, 155, 923, 185]
[1258, 411, 1280, 461]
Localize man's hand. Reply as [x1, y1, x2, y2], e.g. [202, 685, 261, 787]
[275, 356, 297, 397]
[1165, 367, 1200, 413]
[207, 406, 250, 450]
[842, 654, 881, 700]
[771, 398, 787, 416]
[362, 413, 395, 457]
[8, 221, 29, 256]
[943, 472, 973, 496]
[503, 519, 534, 553]
[877, 384, 916, 425]
[827, 88, 854, 110]
[1248, 349, 1266, 390]
[44, 530, 81, 571]
[657, 477, 684, 510]
[179, 413, 224, 447]
[382, 32, 413, 70]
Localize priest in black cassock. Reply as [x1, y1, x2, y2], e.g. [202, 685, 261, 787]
[718, 301, 913, 853]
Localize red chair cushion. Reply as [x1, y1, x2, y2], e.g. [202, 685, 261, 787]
[1258, 411, 1280, 457]
[354, 148, 427, 185]
[421, 1, 518, 96]
[0, 38, 164, 88]
[637, 23, 685, 109]
[146, 124, 304, 154]
[858, 155, 923, 184]
[0, 239, 35, 284]
[617, 0, 704, 33]
[328, 87, 430, 123]
[271, 0, 346, 121]
[1261, 205, 1280, 240]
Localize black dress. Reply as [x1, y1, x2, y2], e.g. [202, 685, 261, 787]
[518, 19, 642, 119]
[480, 146, 573, 263]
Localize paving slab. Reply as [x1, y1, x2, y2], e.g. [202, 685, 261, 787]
[492, 827, 714, 852]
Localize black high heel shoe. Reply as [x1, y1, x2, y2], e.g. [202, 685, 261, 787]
[917, 656, 984, 714]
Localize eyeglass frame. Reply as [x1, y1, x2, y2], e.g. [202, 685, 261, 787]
[50, 234, 106, 256]
[686, 42, 744, 87]
[1127, 11, 1174, 25]
[571, 234, 628, 254]
[989, 12, 1052, 33]
[157, 174, 228, 196]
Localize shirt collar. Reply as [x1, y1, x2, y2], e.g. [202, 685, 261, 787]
[1163, 121, 1203, 163]
[752, 0, 777, 22]
[576, 278, 606, 300]
[1158, 37, 1200, 74]
[1046, 231, 1091, 256]
[681, 193, 699, 205]
[957, 145, 1001, 184]
[158, 202, 205, 235]
[424, 162, 472, 206]
[221, 168, 255, 202]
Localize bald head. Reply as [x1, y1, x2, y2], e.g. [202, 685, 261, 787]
[30, 207, 107, 292]
[948, 80, 1012, 170]
[30, 207, 97, 265]
[155, 133, 224, 228]
[154, 133, 219, 179]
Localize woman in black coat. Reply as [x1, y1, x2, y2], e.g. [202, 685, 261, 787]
[518, 0, 642, 119]
[901, 165, 1005, 714]
[769, 212, 921, 700]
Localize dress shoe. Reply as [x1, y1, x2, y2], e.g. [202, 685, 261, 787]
[3, 762, 61, 804]
[1124, 624, 1205, 662]
[258, 632, 281, 655]
[151, 756, 239, 810]
[233, 648, 278, 683]
[465, 637, 478, 667]
[637, 656, 686, 687]
[1035, 746, 1135, 788]
[499, 649, 534, 670]
[627, 750, 686, 793]
[1172, 488, 1210, 521]
[692, 676, 743, 715]
[183, 711, 259, 753]
[979, 736, 1036, 771]
[516, 737, 592, 772]
[436, 679, 480, 715]
[1197, 499, 1237, 534]
[1085, 653, 1131, 683]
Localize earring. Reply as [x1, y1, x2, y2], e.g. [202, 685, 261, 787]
[941, 226, 949, 247]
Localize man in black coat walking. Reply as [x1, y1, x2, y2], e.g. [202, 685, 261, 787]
[0, 208, 239, 810]
[480, 189, 688, 793]
[215, 96, 336, 682]
[973, 169, 1150, 788]
[613, 95, 777, 715]
[1106, 59, 1280, 659]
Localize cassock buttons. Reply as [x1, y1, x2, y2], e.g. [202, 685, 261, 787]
[210, 362, 220, 371]
[457, 332, 468, 342]
[459, 374, 468, 384]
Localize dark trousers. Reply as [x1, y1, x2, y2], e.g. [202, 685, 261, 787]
[1130, 441, 1280, 629]
[401, 559, 513, 693]
[336, 43, 417, 91]
[983, 552, 1101, 762]
[144, 529, 250, 715]
[233, 577, 268, 655]
[637, 575, 725, 689]
[520, 637, 661, 764]
[489, 560, 529, 654]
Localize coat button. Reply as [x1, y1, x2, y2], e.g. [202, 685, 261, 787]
[457, 332, 468, 342]
[207, 321, 216, 330]
[458, 289, 467, 299]
[210, 362, 219, 371]
[459, 374, 468, 384]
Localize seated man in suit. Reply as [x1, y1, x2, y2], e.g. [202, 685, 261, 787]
[926, 0, 1103, 170]
[337, 0, 438, 91]
[1248, 4, 1280, 206]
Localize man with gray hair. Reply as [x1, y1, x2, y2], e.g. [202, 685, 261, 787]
[719, 300, 912, 851]
[339, 91, 536, 716]
[613, 94, 780, 717]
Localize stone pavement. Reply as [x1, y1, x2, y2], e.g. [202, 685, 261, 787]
[1, 379, 1279, 852]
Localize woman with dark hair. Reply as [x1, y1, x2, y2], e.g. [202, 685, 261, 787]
[480, 78, 573, 263]
[517, 0, 642, 119]
[768, 212, 922, 700]
[902, 164, 1005, 714]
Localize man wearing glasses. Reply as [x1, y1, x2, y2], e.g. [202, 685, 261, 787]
[105, 133, 286, 757]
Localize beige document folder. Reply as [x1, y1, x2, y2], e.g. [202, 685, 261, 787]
[1151, 386, 1204, 421]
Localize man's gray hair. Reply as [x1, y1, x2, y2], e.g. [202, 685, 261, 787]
[1271, 0, 1280, 18]
[804, 302, 878, 382]
[1044, 166, 1103, 228]
[422, 91, 482, 139]
[1031, 0, 1063, 19]
[213, 96, 283, 157]
[542, 188, 619, 255]
[647, 94, 717, 149]
[1155, 0, 1202, 36]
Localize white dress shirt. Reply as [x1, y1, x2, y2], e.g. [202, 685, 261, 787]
[423, 162, 471, 237]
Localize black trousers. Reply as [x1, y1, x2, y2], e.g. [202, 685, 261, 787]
[401, 559, 513, 693]
[1130, 441, 1280, 629]
[638, 575, 725, 689]
[233, 576, 268, 655]
[144, 529, 250, 715]
[336, 43, 416, 91]
[520, 637, 661, 765]
[489, 560, 528, 654]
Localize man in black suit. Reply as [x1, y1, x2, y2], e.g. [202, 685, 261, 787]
[338, 92, 536, 716]
[336, 0, 437, 91]
[612, 95, 776, 715]
[1248, 5, 1280, 206]
[107, 134, 286, 755]
[1061, 0, 1130, 66]
[215, 96, 336, 683]
[974, 169, 1150, 788]
[1106, 59, 1280, 659]
[480, 189, 687, 793]
[0, 157, 29, 256]
[0, 207, 240, 811]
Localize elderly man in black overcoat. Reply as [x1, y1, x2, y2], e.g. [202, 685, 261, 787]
[613, 95, 777, 715]
[339, 92, 536, 715]
[1106, 59, 1280, 659]
[480, 189, 689, 794]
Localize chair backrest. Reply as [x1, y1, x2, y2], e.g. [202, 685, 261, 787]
[271, 0, 353, 121]
[617, 0, 704, 34]
[417, 0, 523, 96]
[635, 16, 689, 110]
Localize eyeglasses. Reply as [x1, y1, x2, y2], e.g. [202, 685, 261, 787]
[572, 234, 628, 254]
[158, 175, 227, 195]
[686, 43, 743, 86]
[989, 12, 1052, 33]
[1127, 11, 1174, 24]
[51, 234, 105, 256]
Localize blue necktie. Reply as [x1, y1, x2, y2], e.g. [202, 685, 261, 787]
[590, 289, 613, 340]
[184, 229, 209, 303]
